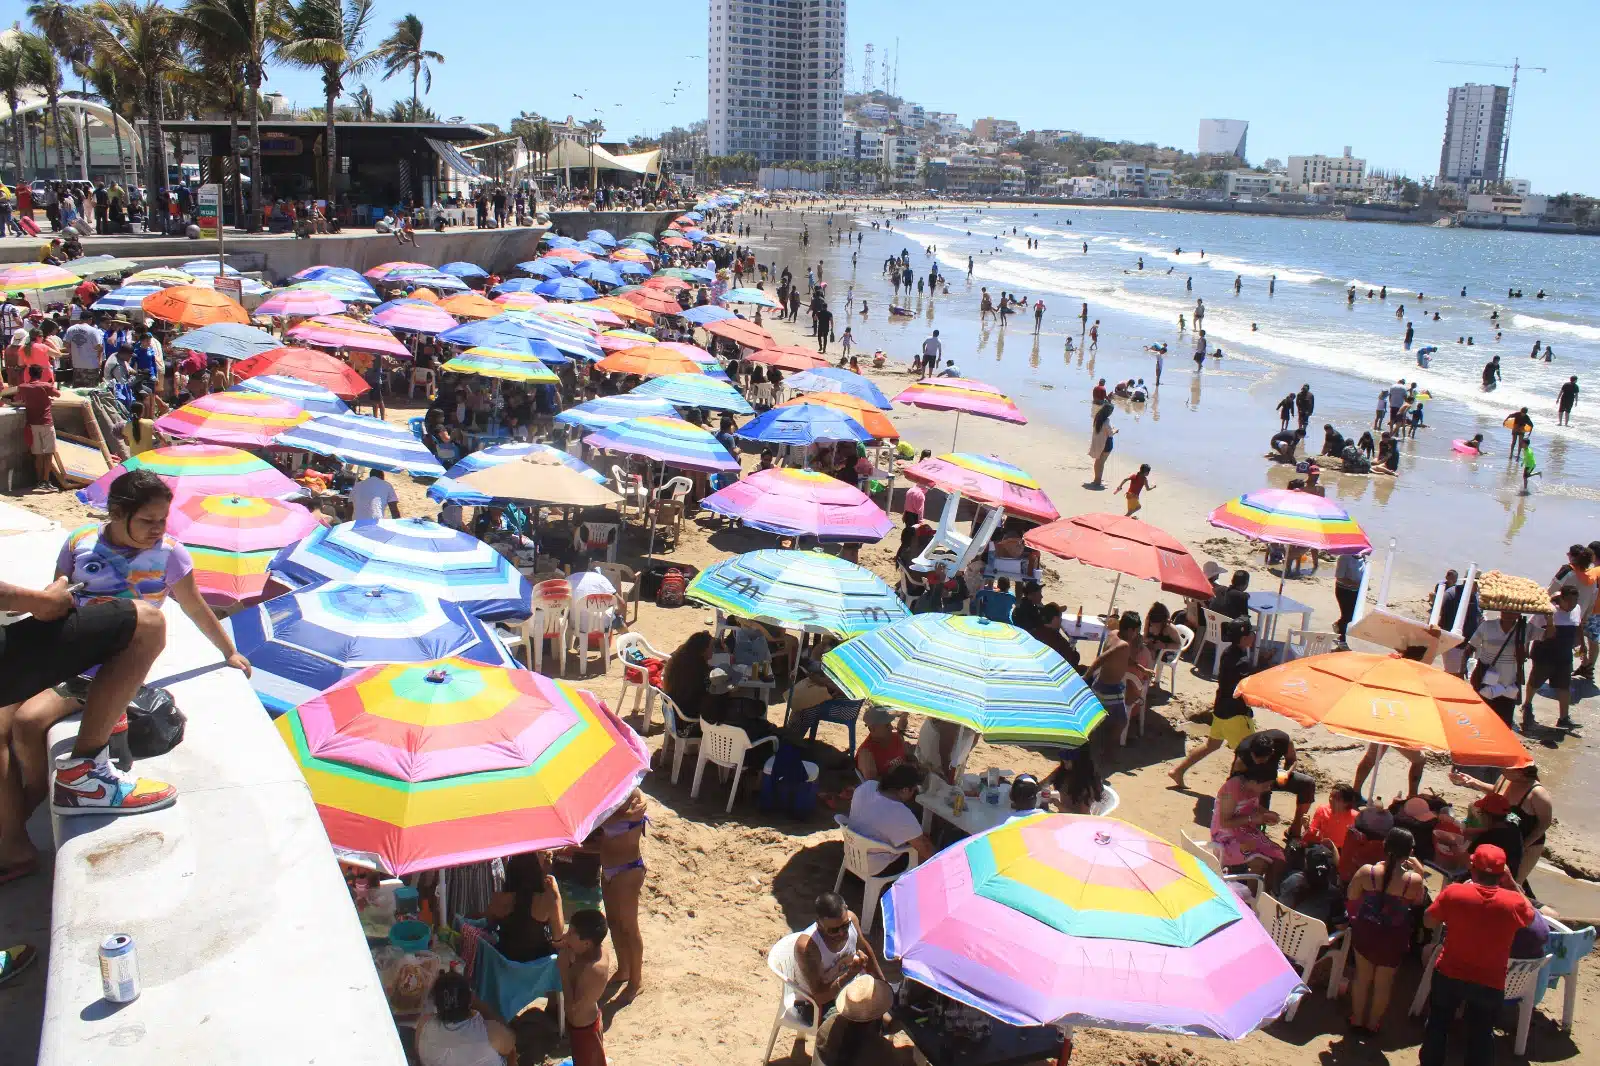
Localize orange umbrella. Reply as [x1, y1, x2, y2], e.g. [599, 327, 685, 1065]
[588, 296, 655, 326]
[546, 247, 595, 263]
[704, 318, 774, 349]
[595, 346, 705, 378]
[745, 344, 830, 371]
[1235, 652, 1533, 768]
[143, 285, 250, 327]
[660, 236, 693, 250]
[437, 292, 501, 320]
[409, 288, 441, 303]
[624, 290, 686, 317]
[779, 392, 899, 439]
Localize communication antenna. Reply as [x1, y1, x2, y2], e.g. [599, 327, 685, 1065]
[891, 38, 900, 98]
[863, 42, 874, 93]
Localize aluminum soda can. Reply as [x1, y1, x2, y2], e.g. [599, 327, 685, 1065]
[99, 933, 140, 1003]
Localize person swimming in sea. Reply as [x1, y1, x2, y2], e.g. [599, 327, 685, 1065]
[1460, 433, 1485, 454]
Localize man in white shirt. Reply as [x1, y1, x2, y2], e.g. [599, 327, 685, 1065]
[63, 317, 105, 387]
[920, 330, 942, 376]
[845, 763, 932, 875]
[349, 470, 400, 521]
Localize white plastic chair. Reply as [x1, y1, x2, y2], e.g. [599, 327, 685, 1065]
[613, 632, 665, 732]
[1409, 937, 1552, 1055]
[1154, 623, 1194, 694]
[499, 578, 570, 674]
[611, 465, 647, 519]
[761, 931, 822, 1064]
[1254, 890, 1348, 1020]
[566, 592, 617, 676]
[1284, 629, 1340, 661]
[1196, 608, 1230, 676]
[654, 475, 693, 504]
[658, 690, 701, 785]
[1540, 917, 1596, 1033]
[691, 722, 778, 812]
[1180, 827, 1263, 896]
[831, 813, 918, 936]
[408, 367, 436, 398]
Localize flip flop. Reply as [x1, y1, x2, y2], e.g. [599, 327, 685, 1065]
[0, 943, 38, 987]
[0, 859, 39, 887]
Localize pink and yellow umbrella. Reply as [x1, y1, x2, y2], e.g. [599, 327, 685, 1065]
[598, 328, 657, 352]
[701, 467, 892, 541]
[1208, 489, 1371, 555]
[286, 314, 411, 357]
[560, 303, 626, 328]
[363, 261, 432, 280]
[493, 292, 549, 310]
[275, 658, 649, 875]
[371, 300, 458, 335]
[76, 444, 303, 510]
[255, 288, 347, 318]
[154, 391, 312, 447]
[168, 494, 323, 607]
[893, 377, 1026, 449]
[0, 263, 80, 291]
[901, 453, 1058, 522]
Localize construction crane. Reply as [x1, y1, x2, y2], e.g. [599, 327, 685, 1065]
[1435, 58, 1546, 183]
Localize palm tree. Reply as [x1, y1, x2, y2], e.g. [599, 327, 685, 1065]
[381, 98, 433, 123]
[347, 82, 374, 120]
[28, 1, 90, 179]
[181, 0, 285, 231]
[375, 13, 441, 122]
[180, 14, 248, 225]
[89, 0, 184, 218]
[16, 25, 66, 180]
[279, 0, 377, 201]
[86, 53, 132, 187]
[0, 34, 36, 182]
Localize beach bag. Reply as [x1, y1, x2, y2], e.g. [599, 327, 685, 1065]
[760, 743, 817, 820]
[656, 567, 686, 608]
[126, 684, 186, 758]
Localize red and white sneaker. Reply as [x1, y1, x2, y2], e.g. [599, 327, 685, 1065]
[51, 747, 177, 817]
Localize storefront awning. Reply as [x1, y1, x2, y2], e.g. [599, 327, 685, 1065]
[426, 137, 483, 181]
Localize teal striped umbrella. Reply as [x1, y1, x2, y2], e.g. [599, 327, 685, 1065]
[633, 372, 754, 414]
[685, 550, 907, 637]
[822, 614, 1106, 745]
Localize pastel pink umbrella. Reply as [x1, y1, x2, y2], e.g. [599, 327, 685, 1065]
[699, 467, 891, 541]
[893, 377, 1027, 449]
[286, 315, 411, 357]
[255, 288, 347, 317]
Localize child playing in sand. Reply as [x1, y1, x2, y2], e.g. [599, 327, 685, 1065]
[1116, 464, 1155, 517]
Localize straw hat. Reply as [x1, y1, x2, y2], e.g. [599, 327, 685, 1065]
[834, 975, 891, 1023]
[1202, 560, 1225, 581]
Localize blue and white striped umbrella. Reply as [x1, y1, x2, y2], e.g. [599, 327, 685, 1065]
[224, 582, 519, 717]
[272, 413, 445, 477]
[633, 372, 754, 414]
[492, 277, 545, 294]
[784, 368, 893, 410]
[534, 277, 599, 302]
[679, 305, 735, 325]
[519, 258, 573, 277]
[268, 518, 533, 622]
[287, 279, 381, 304]
[822, 614, 1107, 746]
[554, 394, 677, 431]
[230, 375, 350, 415]
[92, 284, 162, 312]
[405, 271, 470, 293]
[437, 318, 569, 363]
[183, 260, 242, 277]
[428, 442, 606, 505]
[685, 550, 908, 637]
[438, 261, 489, 279]
[497, 312, 604, 361]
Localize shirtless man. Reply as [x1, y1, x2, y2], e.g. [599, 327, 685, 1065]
[559, 909, 614, 1066]
[795, 892, 885, 1021]
[1086, 611, 1147, 755]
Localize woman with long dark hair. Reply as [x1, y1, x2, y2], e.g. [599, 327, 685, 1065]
[485, 851, 562, 963]
[1088, 402, 1116, 488]
[1345, 827, 1426, 1033]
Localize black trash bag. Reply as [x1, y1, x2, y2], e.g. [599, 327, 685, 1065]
[125, 685, 186, 759]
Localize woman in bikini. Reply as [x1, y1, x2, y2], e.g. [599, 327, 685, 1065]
[1448, 763, 1552, 887]
[589, 788, 648, 1005]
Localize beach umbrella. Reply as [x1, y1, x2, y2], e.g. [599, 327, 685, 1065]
[290, 265, 368, 285]
[364, 261, 431, 280]
[429, 442, 606, 506]
[274, 658, 648, 875]
[686, 550, 907, 637]
[439, 348, 560, 384]
[735, 405, 872, 448]
[545, 247, 595, 263]
[893, 377, 1027, 449]
[585, 229, 617, 247]
[167, 493, 323, 608]
[520, 258, 573, 278]
[584, 415, 739, 472]
[1237, 652, 1532, 768]
[614, 260, 653, 278]
[574, 240, 608, 256]
[542, 233, 579, 247]
[143, 286, 250, 327]
[1208, 489, 1371, 555]
[435, 292, 500, 320]
[437, 261, 488, 279]
[784, 367, 892, 409]
[648, 341, 717, 366]
[406, 287, 441, 302]
[557, 303, 625, 328]
[679, 304, 735, 325]
[778, 392, 899, 439]
[554, 394, 676, 431]
[609, 247, 655, 263]
[155, 390, 312, 447]
[719, 286, 781, 309]
[703, 317, 774, 348]
[91, 284, 163, 314]
[572, 261, 624, 288]
[230, 375, 351, 415]
[901, 453, 1058, 522]
[659, 235, 693, 250]
[403, 271, 471, 294]
[701, 468, 890, 542]
[587, 296, 655, 327]
[624, 231, 656, 242]
[598, 329, 657, 352]
[642, 276, 691, 293]
[226, 584, 520, 718]
[491, 292, 549, 311]
[492, 277, 546, 294]
[76, 444, 302, 510]
[272, 413, 445, 477]
[633, 371, 753, 414]
[123, 267, 196, 287]
[286, 315, 410, 356]
[66, 255, 141, 279]
[596, 346, 703, 379]
[824, 614, 1106, 746]
[372, 299, 458, 334]
[182, 259, 241, 277]
[1025, 513, 1215, 608]
[623, 289, 685, 317]
[534, 277, 599, 302]
[457, 451, 623, 509]
[437, 319, 568, 363]
[883, 813, 1304, 1036]
[657, 268, 702, 282]
[255, 288, 347, 317]
[231, 346, 372, 399]
[269, 518, 532, 621]
[287, 279, 381, 304]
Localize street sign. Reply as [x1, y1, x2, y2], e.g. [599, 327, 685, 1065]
[197, 183, 221, 240]
[213, 275, 242, 302]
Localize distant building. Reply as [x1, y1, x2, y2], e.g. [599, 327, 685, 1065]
[859, 102, 891, 122]
[1438, 83, 1508, 189]
[897, 102, 926, 129]
[1145, 169, 1174, 198]
[882, 133, 920, 186]
[1286, 149, 1366, 191]
[1465, 191, 1546, 217]
[841, 123, 884, 164]
[1505, 177, 1532, 196]
[926, 112, 961, 134]
[972, 117, 1021, 142]
[707, 0, 845, 165]
[1198, 119, 1249, 161]
[1224, 170, 1287, 197]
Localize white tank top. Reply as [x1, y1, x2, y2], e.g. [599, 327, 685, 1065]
[805, 920, 859, 979]
[415, 1014, 504, 1066]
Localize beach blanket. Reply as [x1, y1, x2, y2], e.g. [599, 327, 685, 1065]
[471, 940, 560, 1022]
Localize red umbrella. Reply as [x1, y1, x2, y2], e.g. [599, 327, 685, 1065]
[1024, 513, 1215, 604]
[642, 276, 691, 292]
[231, 346, 372, 400]
[624, 290, 686, 317]
[659, 235, 694, 249]
[745, 345, 831, 372]
[546, 247, 595, 263]
[704, 318, 774, 349]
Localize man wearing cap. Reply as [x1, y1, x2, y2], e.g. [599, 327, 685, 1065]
[1419, 844, 1534, 1066]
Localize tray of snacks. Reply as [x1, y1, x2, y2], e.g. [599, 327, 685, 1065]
[1475, 570, 1553, 614]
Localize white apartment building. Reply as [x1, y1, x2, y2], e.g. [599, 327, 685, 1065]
[841, 123, 883, 163]
[1286, 149, 1366, 191]
[858, 102, 890, 122]
[897, 102, 926, 129]
[1465, 192, 1547, 217]
[882, 133, 920, 186]
[1224, 170, 1287, 197]
[1438, 83, 1508, 188]
[1145, 169, 1173, 198]
[707, 0, 846, 166]
[926, 112, 960, 134]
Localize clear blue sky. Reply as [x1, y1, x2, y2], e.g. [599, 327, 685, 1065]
[9, 0, 1593, 193]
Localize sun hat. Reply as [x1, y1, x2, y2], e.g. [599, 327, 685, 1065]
[1202, 560, 1224, 581]
[834, 974, 892, 1023]
[864, 706, 895, 727]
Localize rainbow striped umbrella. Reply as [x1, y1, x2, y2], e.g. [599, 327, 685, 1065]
[1208, 489, 1371, 554]
[598, 328, 657, 352]
[428, 442, 605, 506]
[363, 260, 432, 280]
[554, 394, 676, 431]
[155, 391, 312, 447]
[496, 311, 606, 361]
[633, 371, 753, 414]
[229, 375, 351, 415]
[76, 445, 302, 510]
[823, 615, 1105, 745]
[226, 584, 519, 718]
[893, 377, 1027, 449]
[493, 292, 549, 311]
[269, 518, 532, 621]
[439, 348, 560, 385]
[255, 288, 346, 317]
[685, 550, 907, 637]
[902, 453, 1059, 523]
[286, 315, 410, 356]
[371, 298, 457, 334]
[272, 413, 445, 477]
[701, 469, 890, 541]
[124, 267, 197, 287]
[884, 813, 1304, 1035]
[167, 493, 322, 607]
[583, 415, 739, 472]
[274, 658, 649, 875]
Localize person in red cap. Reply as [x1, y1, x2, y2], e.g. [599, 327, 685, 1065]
[1418, 843, 1534, 1066]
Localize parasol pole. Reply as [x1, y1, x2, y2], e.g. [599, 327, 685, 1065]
[950, 410, 962, 451]
[1105, 572, 1122, 615]
[1376, 537, 1398, 610]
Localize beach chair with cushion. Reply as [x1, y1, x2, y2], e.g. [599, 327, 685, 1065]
[691, 722, 778, 812]
[658, 690, 701, 785]
[1254, 890, 1348, 1019]
[613, 632, 665, 732]
[832, 814, 918, 936]
[762, 931, 822, 1064]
